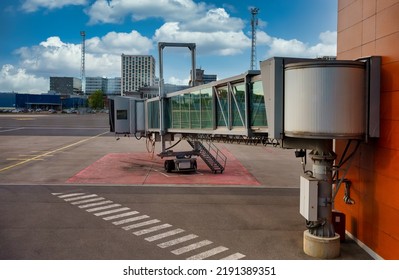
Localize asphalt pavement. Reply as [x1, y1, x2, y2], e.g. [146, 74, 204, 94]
[0, 113, 373, 260]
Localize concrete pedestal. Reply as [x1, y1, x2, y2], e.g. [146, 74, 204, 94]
[303, 230, 340, 259]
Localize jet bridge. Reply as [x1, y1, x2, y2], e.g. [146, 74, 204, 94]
[109, 70, 268, 173]
[109, 45, 381, 258]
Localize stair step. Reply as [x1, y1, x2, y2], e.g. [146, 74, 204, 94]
[186, 139, 226, 173]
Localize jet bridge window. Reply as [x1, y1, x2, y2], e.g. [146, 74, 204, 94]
[250, 80, 267, 127]
[116, 110, 128, 120]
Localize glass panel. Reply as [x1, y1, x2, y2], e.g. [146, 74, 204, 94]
[190, 91, 201, 128]
[116, 110, 127, 120]
[181, 93, 190, 128]
[216, 86, 228, 127]
[171, 96, 181, 129]
[251, 80, 267, 126]
[200, 87, 213, 129]
[147, 100, 159, 129]
[232, 83, 245, 127]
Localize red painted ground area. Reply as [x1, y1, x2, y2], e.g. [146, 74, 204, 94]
[67, 149, 260, 186]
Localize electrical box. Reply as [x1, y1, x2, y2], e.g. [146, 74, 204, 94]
[300, 176, 318, 221]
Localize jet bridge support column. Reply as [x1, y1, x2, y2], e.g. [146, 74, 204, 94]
[303, 141, 341, 259]
[158, 42, 196, 153]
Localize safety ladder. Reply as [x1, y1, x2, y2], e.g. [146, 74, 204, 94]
[187, 140, 226, 173]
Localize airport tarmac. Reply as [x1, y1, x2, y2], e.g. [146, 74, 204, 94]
[0, 113, 373, 259]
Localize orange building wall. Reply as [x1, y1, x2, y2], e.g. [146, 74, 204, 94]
[336, 0, 399, 259]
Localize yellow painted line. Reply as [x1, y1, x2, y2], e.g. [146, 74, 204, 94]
[0, 131, 108, 173]
[6, 158, 44, 161]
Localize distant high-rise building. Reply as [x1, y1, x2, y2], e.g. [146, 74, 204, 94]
[84, 77, 121, 95]
[121, 54, 155, 95]
[106, 77, 121, 95]
[190, 69, 217, 86]
[50, 77, 82, 95]
[85, 77, 106, 95]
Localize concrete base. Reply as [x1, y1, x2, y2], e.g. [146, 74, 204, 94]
[303, 230, 340, 259]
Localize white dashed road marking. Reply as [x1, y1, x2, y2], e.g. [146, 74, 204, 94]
[133, 224, 172, 236]
[171, 240, 213, 255]
[157, 234, 198, 249]
[103, 211, 139, 221]
[52, 191, 246, 260]
[112, 215, 149, 225]
[145, 228, 185, 242]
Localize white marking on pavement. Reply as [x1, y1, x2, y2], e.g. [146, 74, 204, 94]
[94, 207, 130, 216]
[56, 193, 85, 198]
[86, 204, 121, 212]
[103, 211, 139, 221]
[220, 253, 246, 260]
[145, 228, 185, 242]
[171, 240, 213, 255]
[112, 215, 149, 225]
[133, 224, 172, 236]
[71, 197, 105, 205]
[157, 234, 198, 249]
[186, 246, 228, 260]
[122, 219, 160, 231]
[78, 200, 113, 208]
[0, 127, 25, 133]
[64, 194, 98, 202]
[52, 191, 246, 260]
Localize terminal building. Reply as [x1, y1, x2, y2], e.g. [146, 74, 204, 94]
[334, 0, 399, 260]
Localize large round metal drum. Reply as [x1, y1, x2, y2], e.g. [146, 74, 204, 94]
[284, 61, 366, 139]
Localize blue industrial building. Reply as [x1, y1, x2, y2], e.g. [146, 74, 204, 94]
[0, 92, 87, 111]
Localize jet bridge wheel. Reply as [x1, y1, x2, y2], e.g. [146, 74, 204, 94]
[164, 159, 175, 173]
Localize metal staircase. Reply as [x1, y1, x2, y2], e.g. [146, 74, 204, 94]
[187, 139, 226, 173]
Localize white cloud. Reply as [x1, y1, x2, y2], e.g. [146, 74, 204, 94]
[85, 0, 242, 33]
[153, 22, 250, 56]
[87, 30, 153, 55]
[264, 31, 337, 58]
[0, 64, 48, 94]
[21, 0, 88, 12]
[86, 0, 205, 25]
[167, 76, 190, 85]
[181, 8, 244, 32]
[14, 32, 153, 79]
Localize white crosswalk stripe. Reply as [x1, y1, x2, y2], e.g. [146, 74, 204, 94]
[171, 240, 213, 255]
[133, 224, 172, 236]
[58, 193, 85, 198]
[145, 228, 185, 242]
[86, 204, 121, 212]
[157, 234, 198, 249]
[186, 246, 229, 260]
[220, 252, 246, 260]
[94, 207, 131, 216]
[64, 194, 98, 201]
[122, 219, 160, 230]
[78, 200, 113, 208]
[71, 197, 105, 205]
[112, 215, 149, 225]
[103, 211, 139, 221]
[53, 192, 246, 260]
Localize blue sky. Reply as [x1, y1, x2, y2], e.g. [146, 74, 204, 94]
[0, 0, 337, 93]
